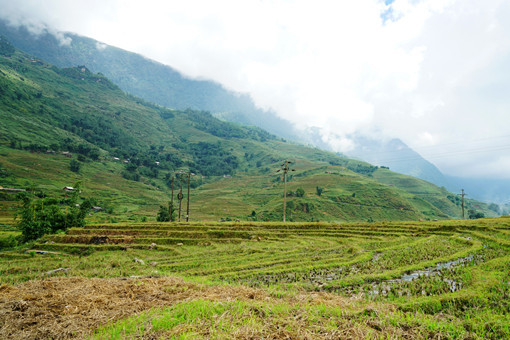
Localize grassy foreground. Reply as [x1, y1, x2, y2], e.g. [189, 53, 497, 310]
[0, 218, 509, 338]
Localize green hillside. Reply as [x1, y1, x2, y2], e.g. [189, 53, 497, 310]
[4, 21, 510, 207]
[0, 38, 497, 223]
[0, 20, 303, 143]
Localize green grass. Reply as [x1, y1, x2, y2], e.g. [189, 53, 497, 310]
[3, 144, 496, 224]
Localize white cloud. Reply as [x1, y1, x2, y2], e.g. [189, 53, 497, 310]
[95, 42, 107, 51]
[1, 0, 510, 178]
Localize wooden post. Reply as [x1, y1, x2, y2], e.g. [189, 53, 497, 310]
[186, 172, 191, 222]
[178, 174, 183, 222]
[277, 161, 294, 223]
[461, 189, 466, 220]
[170, 177, 174, 222]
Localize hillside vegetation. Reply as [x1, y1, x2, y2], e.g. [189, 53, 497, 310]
[0, 37, 497, 223]
[5, 20, 510, 207]
[0, 20, 298, 140]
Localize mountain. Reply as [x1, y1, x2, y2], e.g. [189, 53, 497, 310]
[444, 176, 510, 205]
[344, 137, 449, 186]
[301, 127, 449, 183]
[0, 37, 499, 222]
[0, 20, 453, 185]
[0, 20, 303, 142]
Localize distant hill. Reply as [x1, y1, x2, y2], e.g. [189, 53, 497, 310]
[0, 36, 499, 222]
[343, 136, 450, 187]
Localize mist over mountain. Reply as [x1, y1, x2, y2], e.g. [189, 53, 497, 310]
[1, 19, 508, 205]
[343, 138, 449, 187]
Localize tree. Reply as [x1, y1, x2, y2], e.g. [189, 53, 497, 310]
[156, 205, 170, 222]
[286, 200, 295, 217]
[88, 148, 101, 160]
[125, 162, 138, 172]
[15, 184, 91, 242]
[70, 159, 81, 173]
[0, 36, 15, 57]
[156, 201, 175, 222]
[488, 203, 501, 215]
[316, 186, 323, 197]
[468, 209, 485, 219]
[296, 188, 305, 197]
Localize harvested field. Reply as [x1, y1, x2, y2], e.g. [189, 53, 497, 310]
[0, 276, 263, 339]
[0, 219, 509, 338]
[0, 276, 416, 339]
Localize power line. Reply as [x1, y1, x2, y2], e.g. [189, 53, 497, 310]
[345, 134, 510, 163]
[350, 144, 510, 164]
[408, 133, 510, 151]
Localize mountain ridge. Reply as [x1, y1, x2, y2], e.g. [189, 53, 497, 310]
[0, 35, 500, 222]
[0, 20, 453, 186]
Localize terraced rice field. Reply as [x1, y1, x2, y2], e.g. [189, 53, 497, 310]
[1, 218, 510, 338]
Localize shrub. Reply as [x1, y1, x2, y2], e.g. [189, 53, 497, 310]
[157, 201, 175, 222]
[296, 188, 305, 197]
[0, 235, 18, 249]
[70, 159, 81, 173]
[468, 209, 485, 219]
[316, 186, 323, 197]
[15, 184, 92, 242]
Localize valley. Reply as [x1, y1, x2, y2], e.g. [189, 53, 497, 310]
[0, 38, 497, 224]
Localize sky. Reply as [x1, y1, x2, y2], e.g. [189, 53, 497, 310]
[1, 0, 510, 179]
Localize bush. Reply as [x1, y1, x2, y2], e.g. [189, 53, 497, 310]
[157, 201, 175, 222]
[0, 235, 18, 249]
[296, 188, 305, 197]
[15, 184, 92, 242]
[316, 186, 323, 197]
[468, 209, 485, 219]
[70, 159, 81, 173]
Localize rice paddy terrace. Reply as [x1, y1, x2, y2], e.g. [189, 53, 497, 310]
[1, 218, 510, 338]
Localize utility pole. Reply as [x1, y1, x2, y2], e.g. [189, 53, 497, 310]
[170, 177, 174, 222]
[277, 161, 295, 223]
[186, 172, 191, 222]
[460, 189, 467, 220]
[178, 173, 183, 222]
